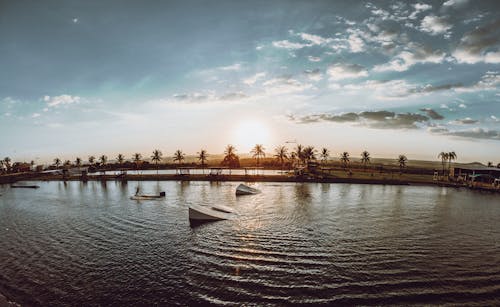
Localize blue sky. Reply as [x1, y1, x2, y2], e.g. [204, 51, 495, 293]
[1, 0, 499, 163]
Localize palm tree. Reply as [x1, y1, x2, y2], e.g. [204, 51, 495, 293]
[438, 152, 448, 177]
[98, 155, 108, 175]
[320, 148, 329, 165]
[447, 151, 456, 176]
[224, 145, 236, 159]
[133, 153, 142, 171]
[197, 149, 208, 174]
[361, 151, 370, 170]
[116, 153, 125, 166]
[75, 157, 82, 167]
[289, 152, 297, 168]
[251, 144, 266, 166]
[487, 161, 493, 167]
[398, 155, 408, 173]
[274, 145, 288, 170]
[88, 155, 96, 166]
[340, 152, 350, 169]
[303, 146, 317, 163]
[221, 144, 240, 169]
[294, 144, 304, 166]
[0, 160, 4, 173]
[99, 155, 108, 166]
[3, 157, 11, 173]
[64, 160, 72, 168]
[151, 149, 162, 174]
[53, 157, 61, 169]
[173, 149, 185, 165]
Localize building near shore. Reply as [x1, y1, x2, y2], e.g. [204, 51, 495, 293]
[451, 165, 500, 183]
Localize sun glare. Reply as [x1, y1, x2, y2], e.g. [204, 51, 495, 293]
[233, 120, 270, 152]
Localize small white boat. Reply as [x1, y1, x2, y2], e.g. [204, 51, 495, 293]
[235, 183, 261, 196]
[188, 205, 234, 221]
[130, 191, 166, 200]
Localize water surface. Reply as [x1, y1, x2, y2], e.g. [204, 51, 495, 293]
[0, 181, 499, 305]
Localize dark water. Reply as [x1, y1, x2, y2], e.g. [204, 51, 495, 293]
[0, 181, 499, 306]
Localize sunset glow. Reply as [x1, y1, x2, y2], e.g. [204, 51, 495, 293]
[232, 121, 271, 152]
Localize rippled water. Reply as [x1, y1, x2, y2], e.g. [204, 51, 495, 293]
[0, 181, 499, 306]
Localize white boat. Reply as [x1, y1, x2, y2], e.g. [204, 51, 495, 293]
[188, 205, 233, 221]
[130, 191, 166, 200]
[235, 183, 261, 196]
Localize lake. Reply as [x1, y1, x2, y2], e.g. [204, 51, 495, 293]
[0, 181, 499, 305]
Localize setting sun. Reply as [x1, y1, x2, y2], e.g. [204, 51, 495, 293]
[232, 120, 271, 152]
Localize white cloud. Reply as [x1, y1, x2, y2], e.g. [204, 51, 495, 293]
[452, 20, 500, 64]
[409, 3, 432, 19]
[455, 71, 500, 92]
[443, 0, 468, 7]
[170, 91, 248, 104]
[43, 95, 81, 107]
[307, 56, 321, 62]
[327, 64, 368, 81]
[373, 45, 445, 72]
[414, 3, 432, 11]
[420, 15, 452, 35]
[340, 79, 415, 99]
[272, 40, 311, 49]
[347, 33, 365, 52]
[450, 117, 478, 125]
[371, 8, 390, 20]
[262, 77, 313, 95]
[453, 50, 500, 64]
[299, 33, 332, 45]
[304, 69, 323, 81]
[2, 97, 19, 105]
[32, 113, 41, 118]
[219, 63, 242, 71]
[458, 103, 467, 108]
[243, 72, 266, 85]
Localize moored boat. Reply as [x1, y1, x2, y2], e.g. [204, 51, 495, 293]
[188, 205, 233, 221]
[235, 183, 261, 196]
[130, 191, 166, 200]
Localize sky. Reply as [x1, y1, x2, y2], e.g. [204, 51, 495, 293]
[1, 0, 499, 164]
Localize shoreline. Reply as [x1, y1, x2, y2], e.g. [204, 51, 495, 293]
[2, 172, 497, 193]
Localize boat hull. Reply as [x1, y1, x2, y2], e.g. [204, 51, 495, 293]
[189, 206, 228, 221]
[11, 185, 40, 189]
[130, 195, 165, 200]
[235, 184, 261, 195]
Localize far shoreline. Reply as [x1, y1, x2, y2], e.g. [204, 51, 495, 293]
[1, 171, 498, 193]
